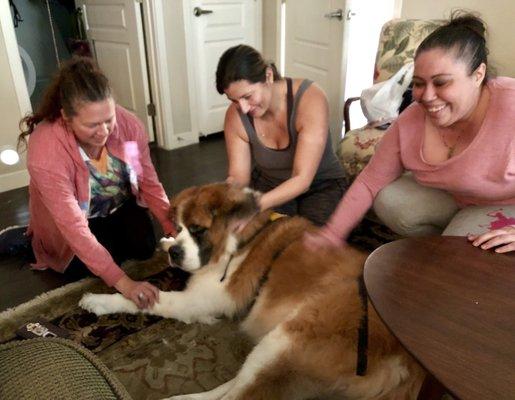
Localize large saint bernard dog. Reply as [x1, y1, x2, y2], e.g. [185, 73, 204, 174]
[80, 183, 424, 400]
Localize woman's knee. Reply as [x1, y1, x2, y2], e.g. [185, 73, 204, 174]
[443, 205, 515, 236]
[373, 174, 458, 236]
[298, 178, 347, 226]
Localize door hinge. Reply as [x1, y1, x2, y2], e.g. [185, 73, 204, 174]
[147, 103, 156, 117]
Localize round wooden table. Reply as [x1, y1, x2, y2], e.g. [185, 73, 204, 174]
[364, 236, 515, 400]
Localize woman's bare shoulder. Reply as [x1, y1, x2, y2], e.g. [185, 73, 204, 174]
[225, 103, 249, 142]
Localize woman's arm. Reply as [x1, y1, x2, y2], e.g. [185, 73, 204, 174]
[30, 164, 160, 308]
[306, 121, 406, 248]
[29, 164, 125, 282]
[259, 82, 329, 210]
[224, 104, 252, 186]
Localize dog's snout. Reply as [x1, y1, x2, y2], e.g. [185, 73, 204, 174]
[169, 245, 184, 264]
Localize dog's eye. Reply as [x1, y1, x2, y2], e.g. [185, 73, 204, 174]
[188, 224, 206, 235]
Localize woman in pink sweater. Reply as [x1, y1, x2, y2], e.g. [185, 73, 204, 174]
[14, 58, 175, 308]
[307, 12, 515, 253]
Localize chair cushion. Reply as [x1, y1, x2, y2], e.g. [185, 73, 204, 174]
[374, 19, 442, 83]
[0, 338, 132, 400]
[338, 127, 386, 181]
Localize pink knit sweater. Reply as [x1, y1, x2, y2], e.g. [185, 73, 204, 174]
[326, 77, 515, 241]
[27, 106, 174, 286]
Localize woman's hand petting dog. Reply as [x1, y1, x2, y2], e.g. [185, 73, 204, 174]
[114, 275, 160, 309]
[468, 226, 515, 253]
[303, 227, 344, 251]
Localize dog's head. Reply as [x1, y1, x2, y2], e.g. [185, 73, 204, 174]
[161, 183, 260, 272]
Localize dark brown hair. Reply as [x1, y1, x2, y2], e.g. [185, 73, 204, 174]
[415, 11, 491, 82]
[215, 44, 281, 94]
[18, 57, 111, 150]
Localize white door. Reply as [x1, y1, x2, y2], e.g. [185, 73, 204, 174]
[284, 0, 347, 145]
[185, 0, 262, 136]
[77, 0, 154, 141]
[284, 0, 397, 142]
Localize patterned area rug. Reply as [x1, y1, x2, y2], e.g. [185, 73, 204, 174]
[0, 218, 398, 399]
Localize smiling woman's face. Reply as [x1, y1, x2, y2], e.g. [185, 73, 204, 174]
[224, 77, 273, 118]
[64, 97, 116, 154]
[412, 47, 485, 128]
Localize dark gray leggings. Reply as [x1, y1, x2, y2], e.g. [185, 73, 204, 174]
[251, 170, 347, 226]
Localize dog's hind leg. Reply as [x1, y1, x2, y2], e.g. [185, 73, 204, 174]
[163, 378, 235, 400]
[216, 325, 316, 400]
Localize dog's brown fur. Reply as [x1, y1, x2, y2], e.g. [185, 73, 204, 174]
[168, 183, 425, 399]
[81, 183, 425, 400]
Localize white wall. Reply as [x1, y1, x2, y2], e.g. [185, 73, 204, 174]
[0, 2, 31, 193]
[401, 0, 515, 76]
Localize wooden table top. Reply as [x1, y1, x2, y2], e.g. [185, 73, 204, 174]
[364, 236, 515, 400]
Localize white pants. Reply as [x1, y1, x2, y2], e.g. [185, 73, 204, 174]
[373, 174, 515, 237]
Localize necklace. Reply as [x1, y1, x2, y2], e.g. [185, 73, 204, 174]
[439, 129, 461, 159]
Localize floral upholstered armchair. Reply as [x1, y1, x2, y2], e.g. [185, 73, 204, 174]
[338, 19, 442, 181]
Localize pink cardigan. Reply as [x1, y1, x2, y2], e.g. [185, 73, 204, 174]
[27, 105, 174, 286]
[325, 77, 515, 242]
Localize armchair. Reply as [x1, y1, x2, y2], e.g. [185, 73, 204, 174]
[338, 19, 442, 181]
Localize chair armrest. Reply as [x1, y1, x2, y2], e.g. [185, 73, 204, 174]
[343, 97, 361, 133]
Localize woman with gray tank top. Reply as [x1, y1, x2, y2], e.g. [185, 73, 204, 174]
[216, 44, 348, 225]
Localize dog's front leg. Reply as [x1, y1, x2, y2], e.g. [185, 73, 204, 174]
[78, 290, 202, 319]
[79, 293, 139, 315]
[151, 285, 234, 323]
[80, 281, 235, 323]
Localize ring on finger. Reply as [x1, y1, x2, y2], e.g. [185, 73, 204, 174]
[138, 292, 145, 300]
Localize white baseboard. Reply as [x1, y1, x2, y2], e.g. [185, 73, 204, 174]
[0, 168, 29, 193]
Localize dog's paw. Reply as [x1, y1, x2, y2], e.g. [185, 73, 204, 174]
[79, 293, 117, 315]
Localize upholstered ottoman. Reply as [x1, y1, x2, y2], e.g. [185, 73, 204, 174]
[0, 338, 132, 400]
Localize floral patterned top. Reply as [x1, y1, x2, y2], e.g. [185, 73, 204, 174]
[83, 147, 131, 218]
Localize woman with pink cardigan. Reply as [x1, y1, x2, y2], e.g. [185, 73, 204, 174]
[306, 12, 515, 253]
[4, 58, 175, 308]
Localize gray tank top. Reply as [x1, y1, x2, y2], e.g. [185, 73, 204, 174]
[238, 78, 345, 183]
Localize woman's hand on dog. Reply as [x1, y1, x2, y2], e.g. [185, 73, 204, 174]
[303, 227, 343, 250]
[114, 275, 160, 309]
[468, 226, 515, 253]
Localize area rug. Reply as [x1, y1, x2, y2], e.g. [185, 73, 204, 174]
[0, 251, 254, 399]
[0, 219, 398, 400]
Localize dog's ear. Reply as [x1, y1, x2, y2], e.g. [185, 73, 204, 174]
[219, 184, 260, 224]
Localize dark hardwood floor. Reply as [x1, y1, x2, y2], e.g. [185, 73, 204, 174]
[0, 134, 227, 312]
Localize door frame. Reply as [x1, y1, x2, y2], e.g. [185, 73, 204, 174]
[182, 0, 263, 137]
[142, 0, 177, 149]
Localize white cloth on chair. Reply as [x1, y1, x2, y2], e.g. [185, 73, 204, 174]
[360, 62, 414, 127]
